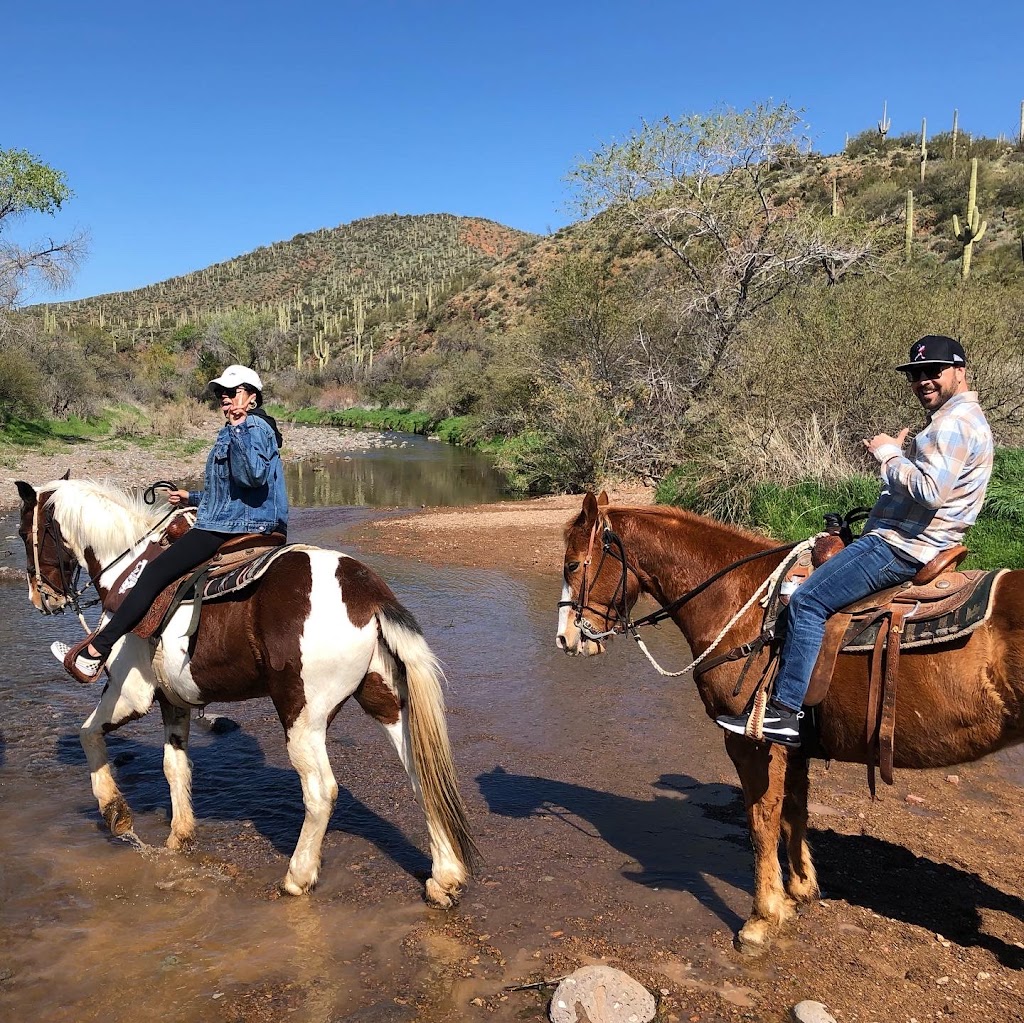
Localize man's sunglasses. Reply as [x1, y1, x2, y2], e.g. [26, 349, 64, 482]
[904, 365, 953, 383]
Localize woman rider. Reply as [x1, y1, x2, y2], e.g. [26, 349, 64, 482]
[52, 365, 288, 680]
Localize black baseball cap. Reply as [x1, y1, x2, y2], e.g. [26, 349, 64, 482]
[895, 335, 967, 372]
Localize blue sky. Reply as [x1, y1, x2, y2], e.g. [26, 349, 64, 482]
[6, 0, 1024, 302]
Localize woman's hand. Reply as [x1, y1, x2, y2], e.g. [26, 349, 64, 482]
[167, 489, 190, 506]
[221, 389, 253, 425]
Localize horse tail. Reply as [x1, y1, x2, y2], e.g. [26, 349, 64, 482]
[376, 603, 478, 887]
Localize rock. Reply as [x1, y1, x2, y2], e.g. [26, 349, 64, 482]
[905, 794, 926, 804]
[791, 1001, 838, 1023]
[945, 774, 960, 785]
[550, 966, 656, 1023]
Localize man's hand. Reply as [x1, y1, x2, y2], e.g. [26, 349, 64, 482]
[863, 427, 909, 458]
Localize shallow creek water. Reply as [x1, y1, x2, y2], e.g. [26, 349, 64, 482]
[0, 438, 792, 1020]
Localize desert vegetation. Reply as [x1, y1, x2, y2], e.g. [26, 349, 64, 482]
[5, 100, 1024, 559]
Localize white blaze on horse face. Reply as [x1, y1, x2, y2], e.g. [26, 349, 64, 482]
[556, 580, 575, 650]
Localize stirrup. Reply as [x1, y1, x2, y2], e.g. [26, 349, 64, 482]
[53, 636, 104, 684]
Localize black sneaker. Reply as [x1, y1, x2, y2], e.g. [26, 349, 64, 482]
[716, 700, 803, 747]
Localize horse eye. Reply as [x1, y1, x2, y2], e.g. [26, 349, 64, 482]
[566, 561, 580, 573]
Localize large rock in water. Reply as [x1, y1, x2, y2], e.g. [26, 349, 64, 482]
[549, 966, 656, 1023]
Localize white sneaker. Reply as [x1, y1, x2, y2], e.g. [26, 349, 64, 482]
[51, 641, 102, 679]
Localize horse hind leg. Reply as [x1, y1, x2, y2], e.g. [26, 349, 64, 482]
[725, 733, 796, 956]
[355, 641, 470, 909]
[156, 694, 195, 853]
[781, 752, 819, 905]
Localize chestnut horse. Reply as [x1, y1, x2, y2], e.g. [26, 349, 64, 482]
[557, 492, 1024, 953]
[15, 477, 475, 906]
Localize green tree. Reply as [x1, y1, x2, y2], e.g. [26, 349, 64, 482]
[569, 102, 872, 399]
[0, 147, 84, 309]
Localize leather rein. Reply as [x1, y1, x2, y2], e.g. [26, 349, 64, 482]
[559, 518, 797, 647]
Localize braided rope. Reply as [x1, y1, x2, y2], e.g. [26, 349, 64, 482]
[629, 537, 817, 678]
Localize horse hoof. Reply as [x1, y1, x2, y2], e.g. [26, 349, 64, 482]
[735, 920, 772, 957]
[425, 878, 461, 909]
[282, 874, 312, 897]
[103, 799, 134, 837]
[167, 833, 195, 855]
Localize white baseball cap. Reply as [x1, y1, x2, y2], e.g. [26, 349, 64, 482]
[210, 365, 264, 401]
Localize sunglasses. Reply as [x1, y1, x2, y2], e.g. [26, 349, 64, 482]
[904, 365, 954, 383]
[215, 385, 252, 399]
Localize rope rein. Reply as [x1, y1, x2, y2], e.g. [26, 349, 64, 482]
[626, 537, 816, 677]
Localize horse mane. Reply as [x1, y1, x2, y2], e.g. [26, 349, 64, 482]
[605, 503, 772, 552]
[45, 478, 165, 563]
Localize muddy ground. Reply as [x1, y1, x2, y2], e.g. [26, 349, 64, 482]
[2, 437, 1023, 1023]
[347, 498, 1024, 1023]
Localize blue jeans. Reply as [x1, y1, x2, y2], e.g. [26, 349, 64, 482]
[773, 532, 922, 711]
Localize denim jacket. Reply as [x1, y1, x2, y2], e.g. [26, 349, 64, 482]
[188, 415, 288, 535]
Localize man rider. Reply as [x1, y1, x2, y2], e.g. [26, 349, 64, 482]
[716, 335, 994, 747]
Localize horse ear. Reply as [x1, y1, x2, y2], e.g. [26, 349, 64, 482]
[60, 470, 70, 480]
[579, 491, 599, 525]
[597, 490, 609, 507]
[15, 481, 36, 505]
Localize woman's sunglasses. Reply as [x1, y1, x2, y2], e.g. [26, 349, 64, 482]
[215, 385, 252, 399]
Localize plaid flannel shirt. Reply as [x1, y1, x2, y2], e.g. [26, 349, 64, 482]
[863, 390, 993, 565]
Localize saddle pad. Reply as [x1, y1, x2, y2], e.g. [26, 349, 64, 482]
[133, 543, 319, 641]
[199, 542, 318, 600]
[841, 569, 1005, 652]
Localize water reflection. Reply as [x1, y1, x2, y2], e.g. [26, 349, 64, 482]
[285, 431, 518, 508]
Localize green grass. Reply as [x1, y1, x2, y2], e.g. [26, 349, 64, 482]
[657, 449, 1024, 570]
[0, 407, 128, 448]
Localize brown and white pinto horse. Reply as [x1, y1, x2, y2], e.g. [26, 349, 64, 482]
[557, 492, 1024, 953]
[16, 477, 475, 906]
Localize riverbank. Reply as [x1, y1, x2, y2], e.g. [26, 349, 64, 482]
[0, 415, 397, 512]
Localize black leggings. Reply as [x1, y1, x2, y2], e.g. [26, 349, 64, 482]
[92, 528, 230, 660]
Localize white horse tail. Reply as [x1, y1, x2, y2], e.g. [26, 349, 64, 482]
[376, 604, 478, 893]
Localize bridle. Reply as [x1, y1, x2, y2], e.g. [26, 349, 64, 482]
[27, 497, 98, 618]
[559, 517, 798, 644]
[26, 482, 184, 624]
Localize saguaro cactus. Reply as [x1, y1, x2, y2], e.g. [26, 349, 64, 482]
[951, 158, 987, 280]
[905, 190, 915, 262]
[919, 118, 928, 182]
[877, 100, 891, 138]
[831, 176, 839, 217]
[952, 108, 959, 159]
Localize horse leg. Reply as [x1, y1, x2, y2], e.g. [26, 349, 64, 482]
[156, 694, 195, 853]
[79, 650, 157, 838]
[725, 733, 795, 955]
[781, 752, 819, 904]
[354, 662, 467, 908]
[280, 706, 338, 896]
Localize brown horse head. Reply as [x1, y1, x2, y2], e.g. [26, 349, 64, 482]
[15, 473, 76, 614]
[557, 490, 642, 656]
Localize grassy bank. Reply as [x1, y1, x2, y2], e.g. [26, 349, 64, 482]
[656, 449, 1024, 570]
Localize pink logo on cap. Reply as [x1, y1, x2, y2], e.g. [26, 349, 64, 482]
[913, 343, 927, 361]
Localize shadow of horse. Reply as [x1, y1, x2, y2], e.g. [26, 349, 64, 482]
[812, 829, 1024, 968]
[478, 765, 1024, 964]
[478, 765, 750, 933]
[54, 723, 431, 881]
